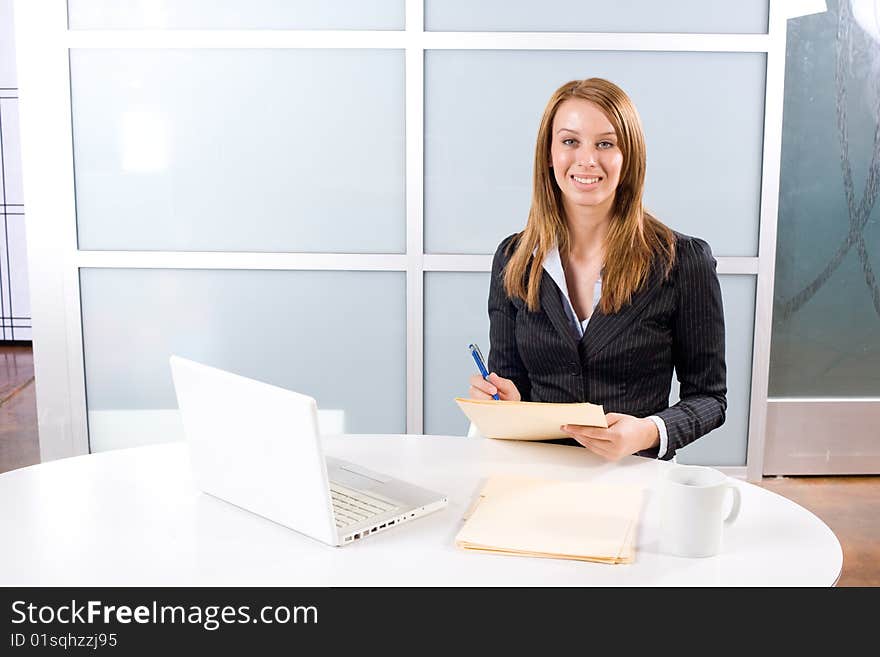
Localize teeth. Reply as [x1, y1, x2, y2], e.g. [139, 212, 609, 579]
[573, 176, 600, 184]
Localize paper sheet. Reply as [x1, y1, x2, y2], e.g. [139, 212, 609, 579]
[455, 397, 607, 441]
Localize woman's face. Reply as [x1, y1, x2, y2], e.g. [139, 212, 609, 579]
[549, 98, 623, 215]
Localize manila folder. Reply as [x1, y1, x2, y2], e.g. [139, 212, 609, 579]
[455, 475, 643, 564]
[455, 397, 607, 440]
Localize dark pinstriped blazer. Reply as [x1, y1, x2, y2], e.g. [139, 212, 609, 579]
[487, 231, 727, 460]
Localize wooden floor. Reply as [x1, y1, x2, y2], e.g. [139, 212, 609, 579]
[759, 475, 879, 586]
[0, 345, 876, 586]
[0, 345, 39, 473]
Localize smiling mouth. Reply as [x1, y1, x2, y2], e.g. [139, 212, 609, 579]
[571, 175, 601, 184]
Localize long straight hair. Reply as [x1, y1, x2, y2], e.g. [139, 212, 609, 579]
[503, 78, 675, 314]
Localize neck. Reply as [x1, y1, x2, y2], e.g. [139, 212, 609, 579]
[562, 198, 612, 261]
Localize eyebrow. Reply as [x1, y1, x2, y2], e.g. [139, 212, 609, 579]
[556, 128, 617, 137]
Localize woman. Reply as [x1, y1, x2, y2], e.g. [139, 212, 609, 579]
[468, 78, 726, 461]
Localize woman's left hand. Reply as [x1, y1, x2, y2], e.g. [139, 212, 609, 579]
[561, 413, 660, 461]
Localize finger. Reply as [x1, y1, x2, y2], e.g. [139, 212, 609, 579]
[561, 425, 614, 442]
[486, 372, 512, 391]
[576, 436, 614, 459]
[486, 373, 522, 401]
[469, 375, 498, 396]
[584, 437, 623, 460]
[469, 385, 494, 400]
[576, 433, 626, 460]
[605, 412, 628, 426]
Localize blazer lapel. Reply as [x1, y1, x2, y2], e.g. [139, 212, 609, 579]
[581, 266, 665, 359]
[539, 270, 580, 356]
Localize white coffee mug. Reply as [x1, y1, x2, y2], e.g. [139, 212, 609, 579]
[660, 465, 741, 558]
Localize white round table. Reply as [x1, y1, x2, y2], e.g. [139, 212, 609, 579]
[0, 435, 842, 586]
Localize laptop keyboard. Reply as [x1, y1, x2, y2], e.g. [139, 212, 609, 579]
[330, 483, 398, 528]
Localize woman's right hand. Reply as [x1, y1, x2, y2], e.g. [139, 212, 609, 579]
[468, 372, 521, 401]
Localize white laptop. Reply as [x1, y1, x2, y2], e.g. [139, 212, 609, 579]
[169, 355, 448, 547]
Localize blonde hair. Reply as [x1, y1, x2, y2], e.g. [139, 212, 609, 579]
[503, 78, 675, 313]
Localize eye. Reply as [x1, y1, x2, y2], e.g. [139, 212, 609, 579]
[561, 138, 577, 146]
[597, 140, 616, 149]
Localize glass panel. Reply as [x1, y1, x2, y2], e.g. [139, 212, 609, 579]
[423, 272, 490, 436]
[70, 49, 405, 253]
[80, 269, 405, 451]
[425, 272, 753, 467]
[0, 94, 29, 341]
[425, 51, 765, 256]
[0, 99, 22, 205]
[1, 213, 31, 342]
[770, 0, 880, 397]
[676, 275, 755, 467]
[426, 0, 768, 34]
[68, 0, 404, 30]
[0, 0, 16, 86]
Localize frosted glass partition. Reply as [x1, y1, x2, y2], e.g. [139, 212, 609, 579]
[67, 0, 405, 30]
[0, 210, 30, 340]
[70, 49, 405, 253]
[426, 0, 769, 34]
[424, 272, 754, 466]
[425, 51, 766, 256]
[0, 0, 15, 85]
[80, 269, 405, 452]
[423, 272, 491, 436]
[769, 1, 880, 397]
[0, 99, 22, 205]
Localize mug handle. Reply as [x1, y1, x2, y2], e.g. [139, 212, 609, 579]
[724, 483, 742, 525]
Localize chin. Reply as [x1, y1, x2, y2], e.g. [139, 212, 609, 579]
[569, 193, 609, 206]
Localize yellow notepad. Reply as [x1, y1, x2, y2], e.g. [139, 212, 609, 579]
[455, 475, 643, 565]
[455, 397, 607, 441]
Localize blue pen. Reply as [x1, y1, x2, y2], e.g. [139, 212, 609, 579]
[468, 343, 500, 400]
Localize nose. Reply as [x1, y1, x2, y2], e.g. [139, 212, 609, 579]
[576, 145, 599, 168]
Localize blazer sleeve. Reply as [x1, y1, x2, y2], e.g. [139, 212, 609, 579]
[487, 237, 532, 402]
[651, 237, 727, 458]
